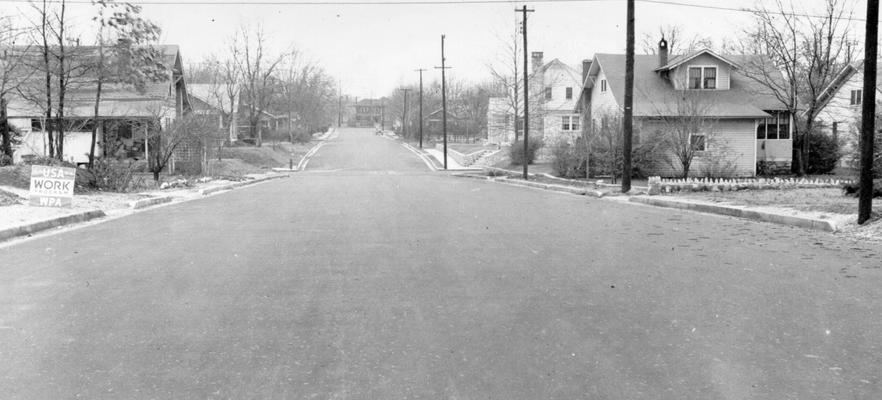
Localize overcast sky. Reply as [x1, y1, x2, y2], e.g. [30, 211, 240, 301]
[1, 0, 866, 98]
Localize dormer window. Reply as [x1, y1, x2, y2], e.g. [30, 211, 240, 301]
[688, 66, 717, 89]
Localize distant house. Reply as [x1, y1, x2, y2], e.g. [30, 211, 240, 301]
[487, 52, 583, 150]
[187, 83, 239, 143]
[813, 60, 879, 169]
[577, 39, 792, 177]
[7, 44, 191, 169]
[353, 98, 391, 128]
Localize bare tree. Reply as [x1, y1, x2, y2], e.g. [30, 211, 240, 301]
[739, 0, 856, 175]
[646, 90, 719, 178]
[640, 25, 715, 55]
[88, 0, 164, 168]
[487, 28, 523, 142]
[234, 25, 288, 147]
[0, 18, 32, 159]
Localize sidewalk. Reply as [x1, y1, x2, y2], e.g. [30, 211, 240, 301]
[0, 172, 287, 244]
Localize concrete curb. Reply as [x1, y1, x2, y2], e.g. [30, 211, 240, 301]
[128, 196, 173, 210]
[452, 173, 607, 197]
[629, 196, 838, 232]
[0, 209, 106, 243]
[200, 174, 288, 196]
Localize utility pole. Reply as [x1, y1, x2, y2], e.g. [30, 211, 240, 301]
[517, 6, 534, 180]
[415, 68, 426, 149]
[400, 88, 410, 139]
[621, 0, 635, 193]
[859, 0, 879, 224]
[380, 101, 385, 131]
[436, 34, 452, 170]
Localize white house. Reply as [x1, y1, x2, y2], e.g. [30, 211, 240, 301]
[577, 39, 792, 177]
[814, 60, 879, 169]
[487, 52, 582, 151]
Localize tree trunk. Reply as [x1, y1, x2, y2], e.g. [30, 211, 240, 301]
[0, 97, 10, 159]
[55, 0, 66, 161]
[89, 78, 102, 168]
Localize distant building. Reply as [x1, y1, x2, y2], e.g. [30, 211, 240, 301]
[353, 98, 391, 128]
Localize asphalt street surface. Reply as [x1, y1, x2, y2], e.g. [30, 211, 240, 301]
[2, 128, 881, 399]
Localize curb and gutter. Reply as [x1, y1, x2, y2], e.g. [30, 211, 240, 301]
[199, 174, 287, 196]
[0, 209, 106, 242]
[128, 196, 174, 210]
[453, 172, 839, 233]
[628, 196, 838, 232]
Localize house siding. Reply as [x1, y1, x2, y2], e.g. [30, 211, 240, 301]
[816, 70, 863, 168]
[640, 118, 757, 177]
[670, 53, 732, 90]
[589, 68, 620, 127]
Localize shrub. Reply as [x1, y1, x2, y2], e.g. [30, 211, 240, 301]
[0, 154, 12, 166]
[290, 129, 312, 143]
[551, 140, 587, 178]
[509, 138, 543, 166]
[842, 179, 882, 198]
[87, 159, 136, 192]
[806, 131, 841, 174]
[21, 155, 76, 168]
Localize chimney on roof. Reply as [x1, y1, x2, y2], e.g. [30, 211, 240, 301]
[658, 37, 669, 68]
[531, 51, 544, 73]
[581, 59, 591, 83]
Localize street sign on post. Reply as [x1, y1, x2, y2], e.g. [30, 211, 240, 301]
[29, 165, 76, 208]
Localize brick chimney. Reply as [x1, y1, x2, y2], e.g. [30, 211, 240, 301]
[658, 37, 669, 68]
[581, 59, 591, 84]
[531, 51, 544, 73]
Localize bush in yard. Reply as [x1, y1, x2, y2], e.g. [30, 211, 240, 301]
[87, 158, 136, 192]
[806, 131, 841, 174]
[551, 140, 586, 178]
[0, 154, 11, 166]
[509, 138, 543, 166]
[842, 179, 882, 198]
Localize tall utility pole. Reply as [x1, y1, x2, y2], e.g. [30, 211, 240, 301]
[415, 68, 426, 148]
[380, 101, 385, 131]
[436, 34, 452, 170]
[621, 0, 635, 193]
[400, 88, 410, 139]
[517, 6, 534, 180]
[859, 0, 879, 224]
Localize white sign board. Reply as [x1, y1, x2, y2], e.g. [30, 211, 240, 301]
[29, 165, 76, 208]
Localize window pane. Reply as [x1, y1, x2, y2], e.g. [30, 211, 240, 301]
[690, 134, 706, 151]
[688, 67, 702, 89]
[545, 87, 552, 99]
[566, 87, 573, 99]
[756, 122, 766, 139]
[766, 122, 779, 139]
[572, 116, 580, 131]
[778, 115, 790, 139]
[704, 67, 716, 89]
[561, 116, 569, 130]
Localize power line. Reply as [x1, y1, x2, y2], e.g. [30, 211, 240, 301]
[0, 0, 867, 23]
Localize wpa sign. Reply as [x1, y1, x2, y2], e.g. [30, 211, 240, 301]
[29, 165, 76, 208]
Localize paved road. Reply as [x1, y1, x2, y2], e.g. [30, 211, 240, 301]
[2, 127, 881, 399]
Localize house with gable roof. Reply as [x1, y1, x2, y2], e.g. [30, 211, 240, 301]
[577, 39, 793, 177]
[7, 44, 191, 167]
[487, 52, 583, 150]
[813, 60, 880, 169]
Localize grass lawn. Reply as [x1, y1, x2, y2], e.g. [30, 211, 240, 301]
[220, 141, 314, 169]
[671, 187, 876, 215]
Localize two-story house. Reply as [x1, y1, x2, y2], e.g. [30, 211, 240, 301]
[577, 39, 792, 177]
[353, 98, 390, 128]
[487, 52, 582, 151]
[813, 60, 879, 169]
